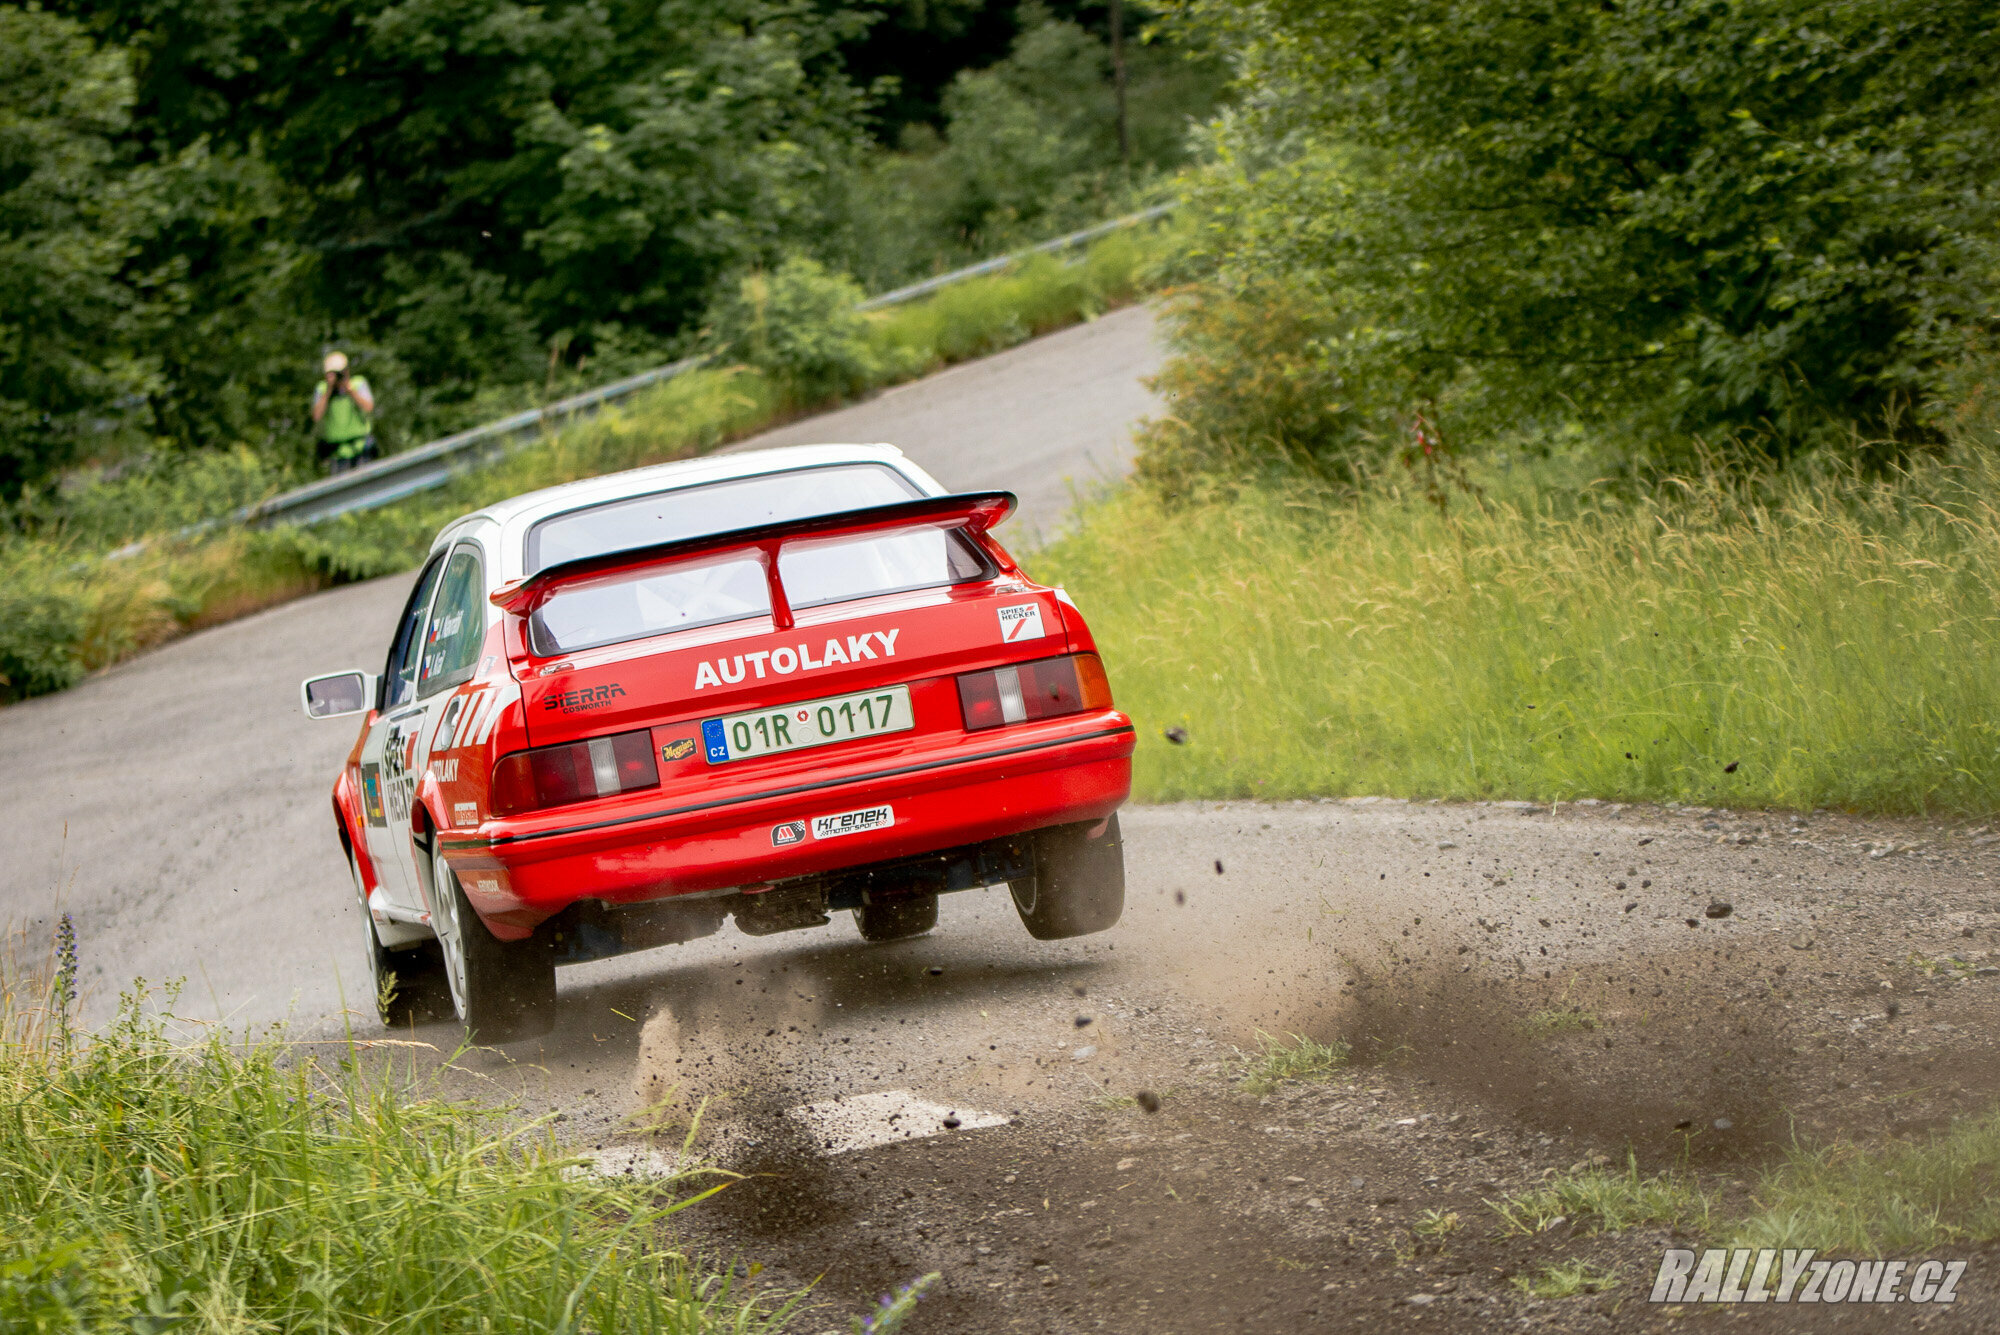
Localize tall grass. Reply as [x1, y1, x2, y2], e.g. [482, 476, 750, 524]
[1033, 452, 2000, 814]
[0, 933, 796, 1332]
[0, 222, 1177, 704]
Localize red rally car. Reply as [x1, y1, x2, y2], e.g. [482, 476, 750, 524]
[302, 444, 1134, 1040]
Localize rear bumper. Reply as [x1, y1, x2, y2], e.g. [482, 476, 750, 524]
[438, 717, 1134, 935]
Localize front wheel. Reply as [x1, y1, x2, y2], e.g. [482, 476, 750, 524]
[1014, 814, 1125, 940]
[352, 852, 448, 1028]
[429, 842, 556, 1043]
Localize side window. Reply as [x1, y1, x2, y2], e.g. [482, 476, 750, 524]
[418, 548, 486, 698]
[383, 555, 447, 711]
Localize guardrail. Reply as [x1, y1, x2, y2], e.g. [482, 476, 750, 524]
[228, 203, 1174, 533]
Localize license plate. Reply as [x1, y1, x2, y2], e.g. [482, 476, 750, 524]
[702, 684, 914, 763]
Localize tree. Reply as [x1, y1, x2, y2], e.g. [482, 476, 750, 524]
[1175, 0, 2000, 463]
[0, 6, 158, 498]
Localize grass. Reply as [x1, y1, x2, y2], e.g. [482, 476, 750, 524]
[1238, 1030, 1349, 1095]
[1489, 1155, 1712, 1236]
[1522, 1008, 1599, 1036]
[1031, 448, 2000, 814]
[1733, 1106, 2000, 1253]
[1510, 1259, 1621, 1299]
[0, 930, 799, 1333]
[0, 221, 1179, 705]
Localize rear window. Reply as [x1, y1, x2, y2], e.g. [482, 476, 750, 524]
[529, 525, 991, 656]
[526, 463, 922, 573]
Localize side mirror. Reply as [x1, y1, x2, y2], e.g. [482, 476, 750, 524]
[301, 670, 375, 720]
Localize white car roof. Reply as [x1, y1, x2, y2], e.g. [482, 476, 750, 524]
[432, 443, 948, 580]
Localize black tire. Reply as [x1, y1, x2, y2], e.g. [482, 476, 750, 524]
[854, 894, 938, 942]
[430, 842, 556, 1043]
[1015, 814, 1125, 940]
[352, 853, 449, 1027]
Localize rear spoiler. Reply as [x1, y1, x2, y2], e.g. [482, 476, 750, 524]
[489, 490, 1017, 624]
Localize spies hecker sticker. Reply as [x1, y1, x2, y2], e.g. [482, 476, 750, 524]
[812, 804, 894, 840]
[997, 603, 1047, 642]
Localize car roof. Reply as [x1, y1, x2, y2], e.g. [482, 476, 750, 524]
[434, 443, 947, 578]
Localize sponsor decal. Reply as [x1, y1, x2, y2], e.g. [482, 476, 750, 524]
[997, 603, 1047, 642]
[770, 821, 807, 847]
[452, 801, 479, 828]
[360, 766, 386, 824]
[659, 737, 697, 763]
[542, 682, 627, 713]
[1649, 1249, 1964, 1305]
[693, 629, 901, 691]
[432, 758, 460, 782]
[811, 804, 894, 841]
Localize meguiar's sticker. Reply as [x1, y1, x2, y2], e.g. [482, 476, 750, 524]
[997, 603, 1046, 643]
[660, 737, 697, 763]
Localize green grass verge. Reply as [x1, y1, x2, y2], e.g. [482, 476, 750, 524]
[1488, 1106, 2000, 1273]
[0, 223, 1177, 704]
[0, 963, 797, 1332]
[1031, 452, 2000, 815]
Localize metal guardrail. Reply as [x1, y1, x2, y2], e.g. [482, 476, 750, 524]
[225, 204, 1174, 533]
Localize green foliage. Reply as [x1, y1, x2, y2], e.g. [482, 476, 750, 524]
[716, 257, 879, 406]
[1162, 0, 2000, 470]
[0, 6, 154, 498]
[1031, 445, 2000, 814]
[1491, 1157, 1711, 1236]
[836, 6, 1226, 288]
[1735, 1107, 2000, 1252]
[1510, 1259, 1622, 1300]
[0, 973, 799, 1332]
[1238, 1030, 1349, 1095]
[0, 576, 88, 702]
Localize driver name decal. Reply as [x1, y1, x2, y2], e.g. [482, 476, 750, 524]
[693, 629, 901, 691]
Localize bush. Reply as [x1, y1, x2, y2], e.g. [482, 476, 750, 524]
[0, 581, 87, 702]
[713, 256, 879, 407]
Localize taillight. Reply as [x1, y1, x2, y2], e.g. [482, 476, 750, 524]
[490, 730, 660, 816]
[957, 654, 1112, 731]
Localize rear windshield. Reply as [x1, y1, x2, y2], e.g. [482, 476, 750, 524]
[526, 463, 922, 573]
[526, 473, 993, 654]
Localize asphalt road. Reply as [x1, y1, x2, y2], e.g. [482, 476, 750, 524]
[0, 304, 1163, 1024]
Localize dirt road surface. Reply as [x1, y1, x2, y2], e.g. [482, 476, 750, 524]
[5, 300, 1999, 1331]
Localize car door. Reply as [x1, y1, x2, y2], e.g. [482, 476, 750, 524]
[359, 553, 447, 914]
[404, 543, 490, 864]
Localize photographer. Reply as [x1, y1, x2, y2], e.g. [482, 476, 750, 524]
[309, 351, 377, 472]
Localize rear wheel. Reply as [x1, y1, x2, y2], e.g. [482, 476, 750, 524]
[854, 894, 938, 942]
[352, 853, 447, 1027]
[1014, 815, 1125, 940]
[429, 842, 556, 1043]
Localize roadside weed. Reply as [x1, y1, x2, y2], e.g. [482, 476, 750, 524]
[1523, 1008, 1599, 1036]
[1734, 1106, 2000, 1252]
[1511, 1259, 1621, 1299]
[1239, 1030, 1350, 1095]
[1490, 1156, 1710, 1235]
[1414, 1209, 1462, 1237]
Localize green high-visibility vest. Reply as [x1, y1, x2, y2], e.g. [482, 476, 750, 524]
[315, 377, 373, 445]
